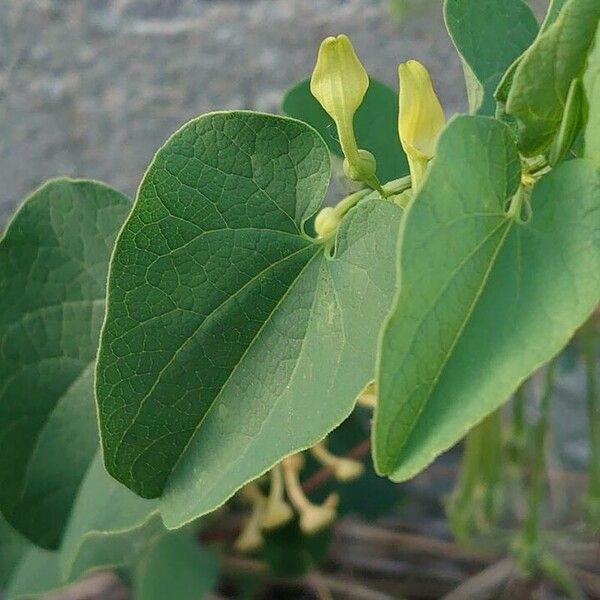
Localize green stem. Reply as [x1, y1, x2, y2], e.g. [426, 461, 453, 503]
[382, 175, 412, 197]
[539, 553, 585, 600]
[525, 156, 549, 176]
[582, 317, 600, 527]
[447, 410, 504, 544]
[333, 188, 371, 218]
[524, 361, 555, 550]
[508, 381, 528, 473]
[514, 362, 555, 576]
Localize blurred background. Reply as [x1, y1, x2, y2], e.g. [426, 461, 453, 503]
[0, 0, 544, 222]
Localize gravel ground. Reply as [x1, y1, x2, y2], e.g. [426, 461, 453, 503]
[0, 0, 470, 222]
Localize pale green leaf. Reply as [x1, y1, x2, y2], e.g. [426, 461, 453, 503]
[59, 454, 160, 582]
[0, 518, 27, 588]
[283, 78, 408, 182]
[96, 111, 402, 528]
[132, 530, 218, 600]
[375, 115, 600, 480]
[540, 0, 568, 33]
[0, 179, 130, 549]
[5, 548, 63, 600]
[506, 0, 600, 155]
[5, 457, 161, 599]
[444, 0, 538, 116]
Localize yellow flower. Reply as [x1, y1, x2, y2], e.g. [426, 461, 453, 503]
[311, 35, 379, 188]
[398, 60, 445, 188]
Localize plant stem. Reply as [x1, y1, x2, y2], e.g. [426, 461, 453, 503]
[507, 381, 527, 486]
[523, 361, 555, 552]
[540, 553, 585, 600]
[381, 175, 412, 197]
[582, 317, 600, 527]
[447, 410, 503, 544]
[514, 362, 555, 577]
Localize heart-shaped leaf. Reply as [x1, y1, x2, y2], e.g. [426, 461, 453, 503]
[0, 179, 131, 549]
[283, 77, 408, 183]
[444, 0, 538, 116]
[375, 115, 600, 481]
[96, 111, 402, 528]
[505, 0, 600, 156]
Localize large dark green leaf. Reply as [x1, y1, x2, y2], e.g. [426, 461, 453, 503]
[0, 179, 130, 549]
[375, 115, 600, 481]
[96, 111, 402, 529]
[283, 78, 408, 183]
[444, 0, 538, 116]
[505, 0, 600, 155]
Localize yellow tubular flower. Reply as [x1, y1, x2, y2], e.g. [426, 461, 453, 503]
[261, 464, 294, 530]
[234, 483, 266, 553]
[310, 441, 364, 482]
[310, 35, 378, 187]
[398, 60, 445, 189]
[282, 455, 338, 534]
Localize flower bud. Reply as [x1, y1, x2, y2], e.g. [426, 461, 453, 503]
[314, 207, 341, 239]
[398, 60, 445, 188]
[310, 35, 369, 152]
[343, 149, 377, 183]
[311, 35, 380, 188]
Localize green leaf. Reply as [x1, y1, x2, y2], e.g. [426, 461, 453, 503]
[5, 548, 63, 600]
[96, 111, 402, 529]
[540, 0, 569, 32]
[0, 179, 131, 549]
[583, 22, 600, 167]
[132, 530, 218, 600]
[59, 454, 160, 583]
[444, 0, 538, 116]
[505, 0, 600, 156]
[374, 115, 600, 481]
[0, 518, 27, 588]
[5, 457, 161, 599]
[283, 78, 408, 183]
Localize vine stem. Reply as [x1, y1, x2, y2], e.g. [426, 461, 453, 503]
[522, 361, 555, 556]
[515, 361, 585, 599]
[582, 317, 600, 526]
[447, 409, 503, 543]
[510, 382, 527, 468]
